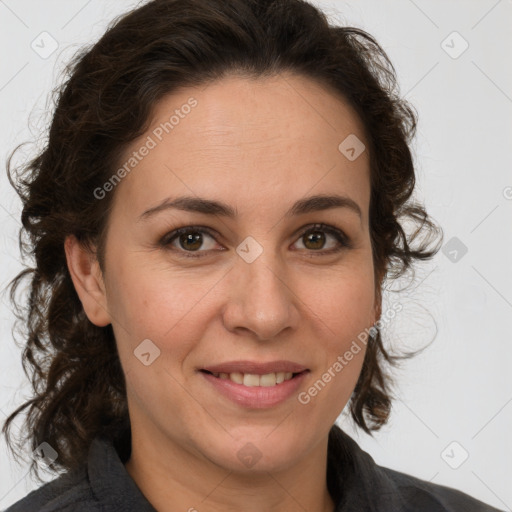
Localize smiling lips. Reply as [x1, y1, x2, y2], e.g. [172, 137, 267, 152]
[201, 359, 308, 386]
[200, 360, 310, 408]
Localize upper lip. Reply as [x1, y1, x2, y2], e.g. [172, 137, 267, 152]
[201, 360, 309, 375]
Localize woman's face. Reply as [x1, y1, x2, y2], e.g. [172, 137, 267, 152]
[79, 73, 379, 472]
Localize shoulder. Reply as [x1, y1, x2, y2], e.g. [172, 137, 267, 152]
[377, 465, 505, 512]
[3, 466, 101, 512]
[328, 425, 504, 512]
[3, 434, 155, 512]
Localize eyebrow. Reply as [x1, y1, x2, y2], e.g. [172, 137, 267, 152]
[138, 193, 362, 222]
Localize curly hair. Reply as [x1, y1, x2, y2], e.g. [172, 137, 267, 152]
[3, 0, 442, 480]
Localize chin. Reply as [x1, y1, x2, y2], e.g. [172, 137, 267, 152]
[201, 428, 305, 474]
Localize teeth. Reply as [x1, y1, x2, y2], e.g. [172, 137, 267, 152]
[211, 371, 295, 386]
[230, 372, 243, 384]
[244, 373, 260, 387]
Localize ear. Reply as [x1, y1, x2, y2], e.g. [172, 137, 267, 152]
[64, 235, 111, 327]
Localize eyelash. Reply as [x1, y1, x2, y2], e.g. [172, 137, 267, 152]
[159, 223, 352, 259]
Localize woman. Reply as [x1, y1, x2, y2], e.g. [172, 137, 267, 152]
[2, 0, 504, 510]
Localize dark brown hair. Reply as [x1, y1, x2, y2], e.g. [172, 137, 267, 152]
[3, 0, 442, 480]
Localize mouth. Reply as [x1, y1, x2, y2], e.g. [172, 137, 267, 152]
[199, 369, 310, 409]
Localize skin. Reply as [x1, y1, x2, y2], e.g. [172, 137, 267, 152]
[66, 72, 381, 512]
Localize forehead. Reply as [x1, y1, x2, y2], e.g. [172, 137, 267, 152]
[111, 73, 370, 220]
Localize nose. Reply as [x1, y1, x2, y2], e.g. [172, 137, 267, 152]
[221, 246, 299, 341]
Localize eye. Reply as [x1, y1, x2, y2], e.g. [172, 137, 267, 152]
[159, 223, 351, 259]
[292, 223, 351, 254]
[160, 226, 221, 257]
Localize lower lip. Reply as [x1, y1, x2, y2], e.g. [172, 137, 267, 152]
[200, 371, 309, 409]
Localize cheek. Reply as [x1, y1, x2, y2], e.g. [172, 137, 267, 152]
[307, 269, 376, 337]
[106, 258, 209, 337]
[105, 260, 226, 391]
[303, 269, 374, 390]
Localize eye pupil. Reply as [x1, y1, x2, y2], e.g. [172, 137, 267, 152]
[304, 231, 325, 250]
[180, 232, 202, 251]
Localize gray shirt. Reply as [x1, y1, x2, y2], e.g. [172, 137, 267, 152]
[3, 424, 504, 511]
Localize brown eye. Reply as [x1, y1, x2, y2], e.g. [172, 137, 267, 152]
[161, 227, 219, 258]
[293, 224, 350, 254]
[160, 223, 351, 260]
[302, 231, 327, 250]
[177, 232, 204, 251]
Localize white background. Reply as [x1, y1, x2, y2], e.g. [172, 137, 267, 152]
[0, 0, 511, 510]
